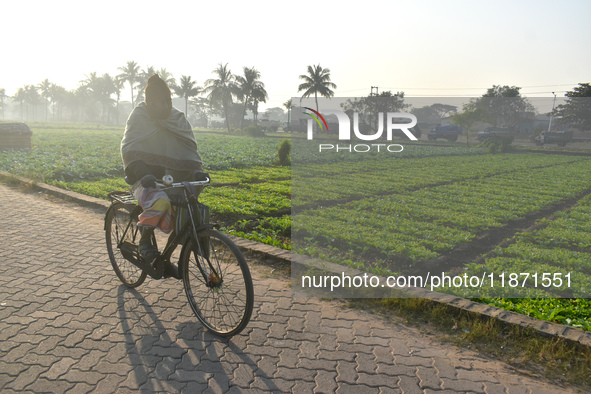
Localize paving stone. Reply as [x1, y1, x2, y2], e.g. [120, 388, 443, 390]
[442, 379, 485, 392]
[314, 370, 338, 393]
[483, 382, 509, 394]
[298, 358, 338, 371]
[336, 361, 358, 385]
[299, 340, 320, 359]
[232, 362, 256, 388]
[292, 379, 316, 393]
[337, 382, 380, 393]
[275, 366, 317, 382]
[416, 366, 442, 390]
[64, 382, 95, 394]
[40, 357, 77, 380]
[256, 356, 280, 378]
[379, 387, 403, 394]
[25, 378, 74, 394]
[397, 375, 423, 394]
[4, 365, 47, 391]
[60, 369, 105, 386]
[0, 374, 15, 389]
[0, 361, 29, 377]
[169, 368, 213, 383]
[94, 374, 125, 393]
[182, 381, 209, 393]
[0, 183, 584, 394]
[140, 377, 185, 393]
[355, 352, 378, 374]
[251, 376, 295, 392]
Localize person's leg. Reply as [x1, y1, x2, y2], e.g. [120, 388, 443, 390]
[138, 226, 159, 261]
[132, 183, 174, 262]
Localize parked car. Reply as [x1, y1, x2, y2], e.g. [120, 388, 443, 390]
[427, 125, 463, 141]
[477, 127, 515, 143]
[535, 130, 573, 147]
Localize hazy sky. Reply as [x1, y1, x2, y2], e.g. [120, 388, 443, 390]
[2, 0, 589, 112]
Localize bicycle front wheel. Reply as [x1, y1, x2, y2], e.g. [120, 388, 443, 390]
[105, 202, 147, 288]
[180, 229, 254, 337]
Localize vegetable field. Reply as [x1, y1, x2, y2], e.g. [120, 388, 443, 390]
[1, 123, 591, 331]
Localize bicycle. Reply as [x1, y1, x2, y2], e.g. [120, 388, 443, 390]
[104, 177, 254, 337]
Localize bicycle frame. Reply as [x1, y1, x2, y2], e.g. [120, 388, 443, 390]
[109, 179, 218, 281]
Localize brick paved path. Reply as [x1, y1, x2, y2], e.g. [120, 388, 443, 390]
[0, 183, 578, 393]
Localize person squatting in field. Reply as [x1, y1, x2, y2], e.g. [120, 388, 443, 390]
[120, 74, 206, 262]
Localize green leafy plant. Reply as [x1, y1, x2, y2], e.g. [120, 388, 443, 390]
[275, 139, 291, 166]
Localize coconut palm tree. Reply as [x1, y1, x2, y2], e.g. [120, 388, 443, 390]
[49, 84, 67, 120]
[117, 61, 141, 107]
[38, 79, 52, 121]
[157, 68, 176, 86]
[236, 67, 266, 132]
[283, 98, 292, 131]
[13, 87, 26, 120]
[203, 63, 238, 133]
[298, 64, 337, 112]
[135, 66, 156, 104]
[25, 85, 40, 121]
[172, 75, 200, 116]
[113, 76, 125, 125]
[98, 73, 116, 122]
[249, 83, 268, 125]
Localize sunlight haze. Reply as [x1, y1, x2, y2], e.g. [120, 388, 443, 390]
[2, 0, 590, 111]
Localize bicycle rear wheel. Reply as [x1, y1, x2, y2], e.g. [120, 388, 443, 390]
[105, 202, 147, 287]
[180, 229, 254, 337]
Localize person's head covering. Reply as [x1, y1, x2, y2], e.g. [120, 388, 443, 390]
[145, 74, 171, 106]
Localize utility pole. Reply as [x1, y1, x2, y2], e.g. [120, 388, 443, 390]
[547, 92, 557, 133]
[370, 86, 379, 97]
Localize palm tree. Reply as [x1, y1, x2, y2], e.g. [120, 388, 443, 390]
[117, 61, 140, 107]
[249, 83, 268, 125]
[283, 99, 292, 131]
[38, 79, 52, 121]
[298, 64, 337, 112]
[49, 84, 67, 120]
[98, 73, 116, 122]
[135, 66, 156, 104]
[236, 67, 266, 131]
[25, 85, 40, 121]
[13, 87, 26, 120]
[157, 68, 176, 86]
[74, 85, 90, 121]
[113, 76, 125, 125]
[203, 63, 238, 133]
[0, 88, 7, 120]
[172, 75, 200, 115]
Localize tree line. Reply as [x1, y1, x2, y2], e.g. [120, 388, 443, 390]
[2, 63, 586, 134]
[0, 62, 340, 134]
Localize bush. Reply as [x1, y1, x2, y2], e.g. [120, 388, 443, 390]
[276, 139, 291, 166]
[480, 136, 514, 153]
[244, 125, 266, 138]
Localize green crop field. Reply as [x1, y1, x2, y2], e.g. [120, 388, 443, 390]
[1, 123, 590, 331]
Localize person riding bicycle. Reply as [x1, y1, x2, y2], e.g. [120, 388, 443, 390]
[120, 74, 206, 262]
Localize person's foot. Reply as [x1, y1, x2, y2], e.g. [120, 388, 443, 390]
[138, 242, 159, 262]
[138, 227, 158, 263]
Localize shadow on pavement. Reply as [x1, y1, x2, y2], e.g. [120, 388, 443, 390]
[116, 284, 278, 391]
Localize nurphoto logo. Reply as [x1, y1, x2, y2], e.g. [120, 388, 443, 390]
[303, 108, 419, 153]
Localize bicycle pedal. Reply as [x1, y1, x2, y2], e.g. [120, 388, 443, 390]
[120, 241, 139, 262]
